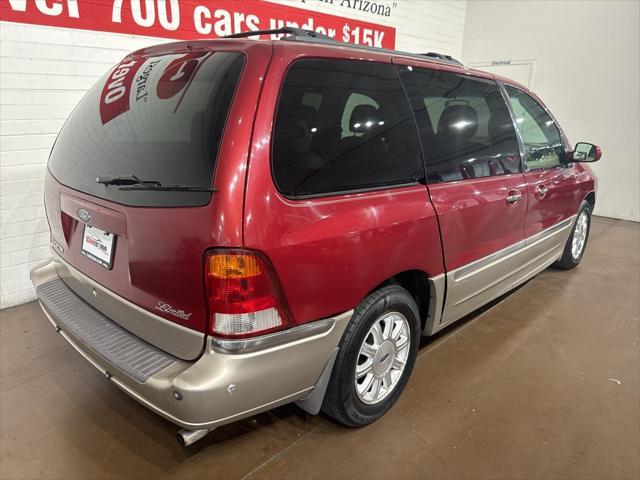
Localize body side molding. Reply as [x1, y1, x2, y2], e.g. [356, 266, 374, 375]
[424, 215, 576, 336]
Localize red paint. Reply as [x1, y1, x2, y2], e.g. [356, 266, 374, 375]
[244, 43, 445, 325]
[523, 164, 594, 238]
[44, 40, 272, 334]
[43, 38, 598, 338]
[60, 193, 127, 238]
[0, 0, 396, 49]
[428, 175, 528, 271]
[499, 79, 596, 239]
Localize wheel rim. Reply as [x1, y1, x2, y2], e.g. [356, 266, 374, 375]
[571, 211, 589, 260]
[354, 311, 411, 405]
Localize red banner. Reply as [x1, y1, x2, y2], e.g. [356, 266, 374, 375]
[0, 0, 396, 49]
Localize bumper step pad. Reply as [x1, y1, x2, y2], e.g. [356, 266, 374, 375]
[37, 279, 177, 383]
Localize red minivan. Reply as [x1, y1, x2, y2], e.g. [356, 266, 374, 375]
[31, 28, 601, 446]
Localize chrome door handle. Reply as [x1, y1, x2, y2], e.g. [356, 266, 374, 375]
[506, 190, 522, 205]
[535, 184, 548, 198]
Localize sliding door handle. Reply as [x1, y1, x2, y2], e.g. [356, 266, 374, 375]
[506, 189, 522, 205]
[535, 184, 548, 199]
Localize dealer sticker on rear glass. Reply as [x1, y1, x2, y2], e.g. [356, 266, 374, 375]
[81, 225, 116, 269]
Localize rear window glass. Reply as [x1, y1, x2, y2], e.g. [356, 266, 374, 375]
[272, 59, 423, 197]
[48, 51, 244, 207]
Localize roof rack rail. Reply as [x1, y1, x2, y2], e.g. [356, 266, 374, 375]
[224, 28, 463, 67]
[421, 52, 462, 65]
[225, 27, 337, 45]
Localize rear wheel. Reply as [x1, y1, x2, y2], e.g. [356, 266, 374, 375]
[321, 285, 420, 427]
[554, 201, 591, 270]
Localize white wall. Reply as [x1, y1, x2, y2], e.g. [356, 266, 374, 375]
[0, 1, 468, 309]
[274, 0, 467, 56]
[0, 24, 164, 308]
[462, 0, 640, 222]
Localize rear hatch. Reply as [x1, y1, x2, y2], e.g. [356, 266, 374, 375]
[44, 41, 271, 359]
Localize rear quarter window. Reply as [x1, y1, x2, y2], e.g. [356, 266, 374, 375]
[272, 59, 424, 198]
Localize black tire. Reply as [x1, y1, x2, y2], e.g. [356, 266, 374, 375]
[321, 285, 421, 427]
[554, 201, 592, 270]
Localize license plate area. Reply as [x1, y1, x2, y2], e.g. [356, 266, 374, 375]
[81, 225, 116, 269]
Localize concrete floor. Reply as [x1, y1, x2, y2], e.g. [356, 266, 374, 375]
[1, 216, 638, 480]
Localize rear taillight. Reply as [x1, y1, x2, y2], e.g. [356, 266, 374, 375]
[205, 250, 291, 338]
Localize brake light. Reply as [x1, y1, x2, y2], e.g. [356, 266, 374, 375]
[204, 250, 291, 338]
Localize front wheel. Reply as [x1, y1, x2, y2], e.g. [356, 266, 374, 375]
[554, 201, 592, 270]
[321, 285, 420, 427]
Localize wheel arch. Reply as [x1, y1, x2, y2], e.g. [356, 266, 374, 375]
[584, 191, 596, 210]
[364, 269, 444, 335]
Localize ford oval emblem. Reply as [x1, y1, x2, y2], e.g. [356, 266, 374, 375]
[77, 208, 91, 223]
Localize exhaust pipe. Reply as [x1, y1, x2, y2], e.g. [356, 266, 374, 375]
[176, 428, 215, 447]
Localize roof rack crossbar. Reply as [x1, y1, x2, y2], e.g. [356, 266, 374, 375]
[225, 28, 463, 66]
[225, 27, 338, 45]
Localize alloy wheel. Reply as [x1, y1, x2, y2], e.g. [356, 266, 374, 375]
[354, 311, 411, 405]
[571, 211, 589, 260]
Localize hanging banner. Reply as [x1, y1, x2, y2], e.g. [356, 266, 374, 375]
[0, 0, 396, 49]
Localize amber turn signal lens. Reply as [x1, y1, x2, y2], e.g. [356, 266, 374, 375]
[207, 254, 262, 279]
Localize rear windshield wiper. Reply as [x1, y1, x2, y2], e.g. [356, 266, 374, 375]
[118, 184, 216, 193]
[96, 174, 160, 186]
[96, 174, 216, 193]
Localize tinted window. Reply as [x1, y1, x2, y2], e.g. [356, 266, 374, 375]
[272, 59, 423, 197]
[399, 67, 521, 183]
[505, 85, 566, 170]
[48, 52, 244, 207]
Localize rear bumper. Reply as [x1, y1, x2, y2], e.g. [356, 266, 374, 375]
[30, 258, 351, 430]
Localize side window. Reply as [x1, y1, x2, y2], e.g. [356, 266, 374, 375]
[272, 59, 423, 197]
[399, 66, 521, 183]
[504, 85, 566, 170]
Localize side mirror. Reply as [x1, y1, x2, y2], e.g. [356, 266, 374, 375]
[570, 142, 602, 162]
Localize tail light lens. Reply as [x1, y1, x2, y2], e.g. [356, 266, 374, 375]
[205, 250, 291, 338]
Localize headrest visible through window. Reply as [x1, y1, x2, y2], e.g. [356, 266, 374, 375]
[350, 105, 380, 134]
[437, 104, 479, 139]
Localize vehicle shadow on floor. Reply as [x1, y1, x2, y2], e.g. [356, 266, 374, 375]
[189, 280, 540, 452]
[70, 273, 566, 474]
[417, 280, 532, 351]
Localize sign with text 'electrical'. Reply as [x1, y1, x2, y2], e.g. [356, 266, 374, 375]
[1, 0, 396, 49]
